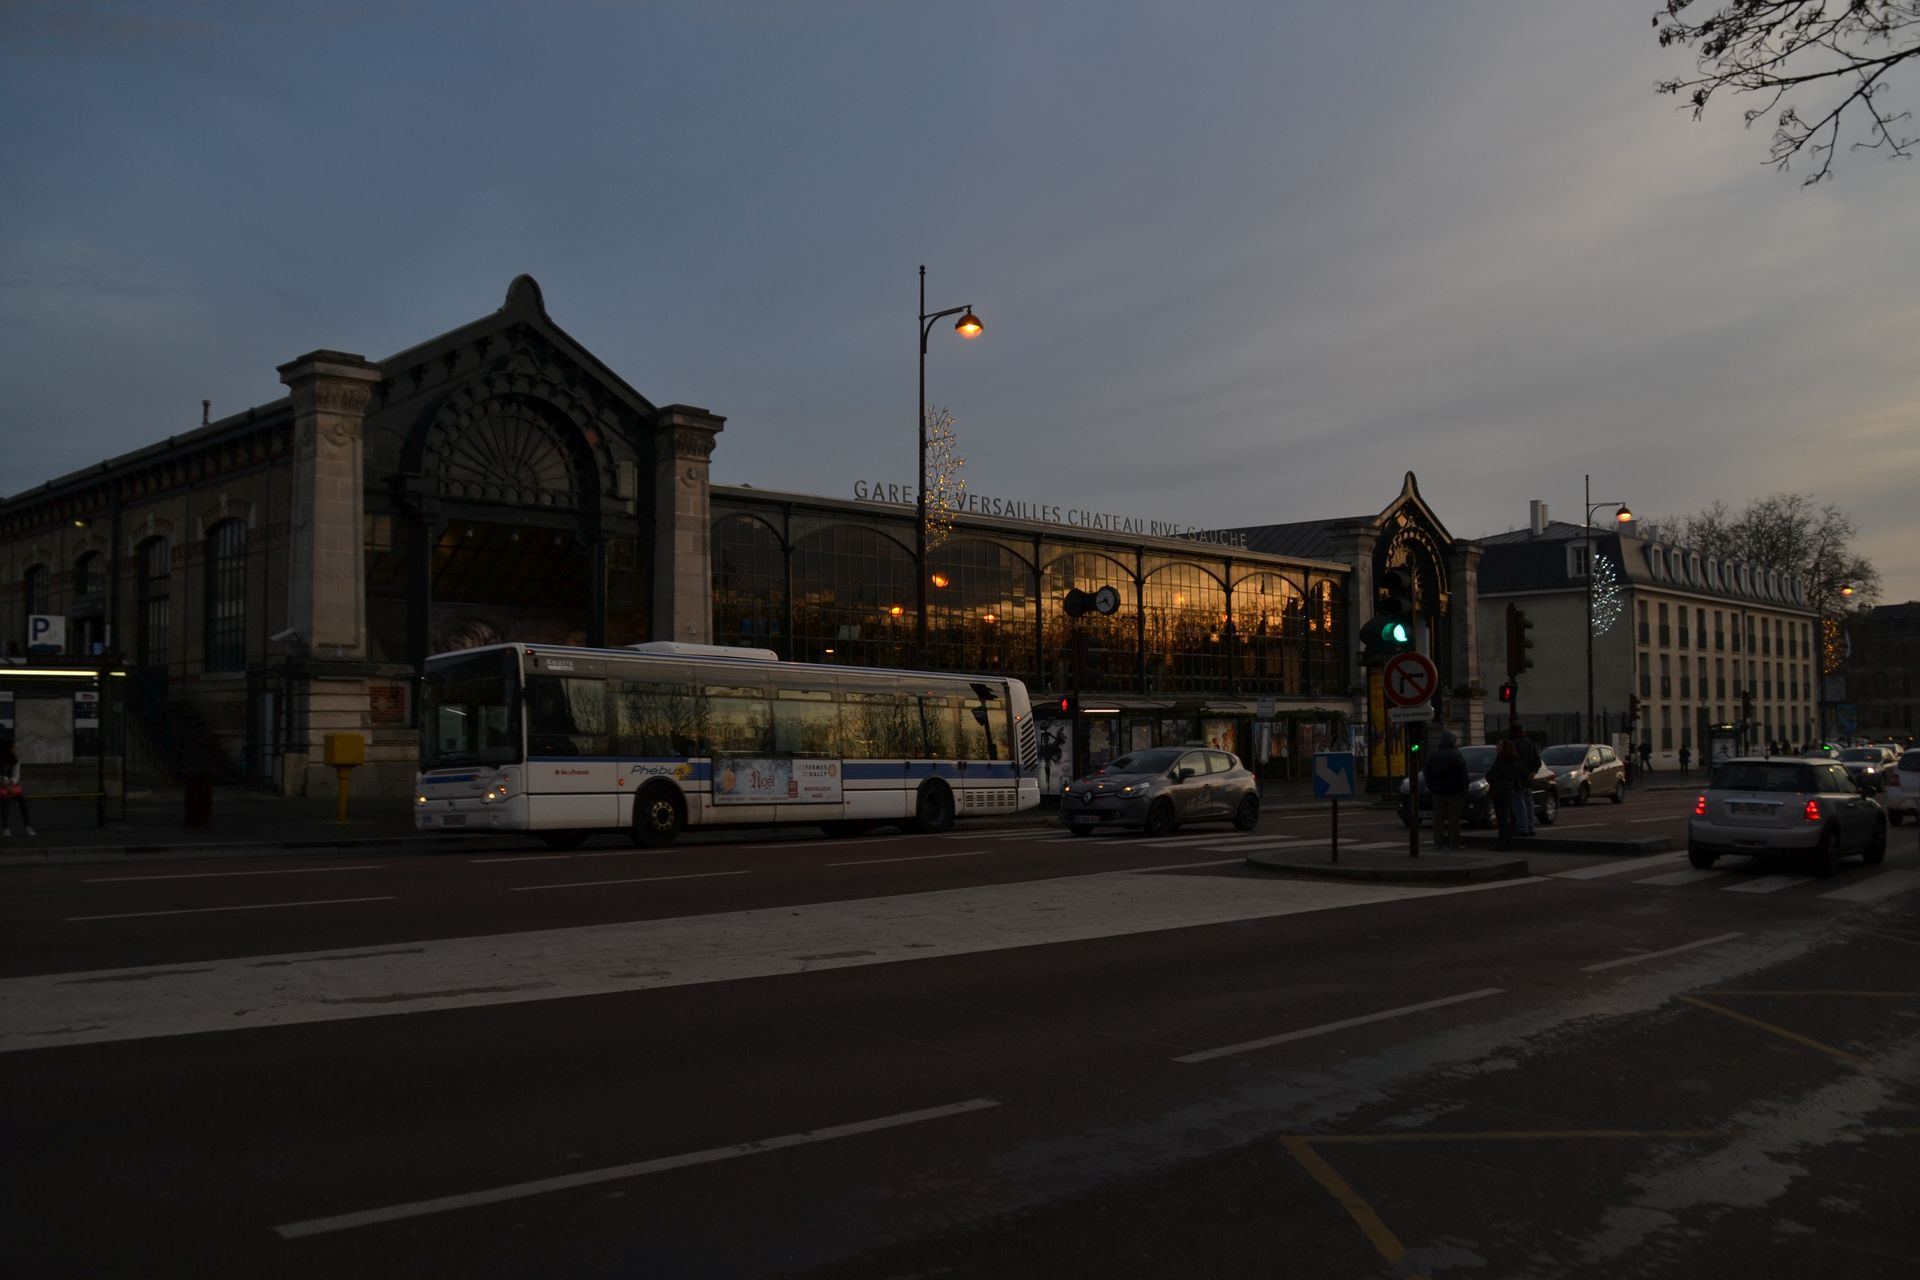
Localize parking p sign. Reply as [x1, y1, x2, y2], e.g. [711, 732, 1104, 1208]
[28, 614, 65, 655]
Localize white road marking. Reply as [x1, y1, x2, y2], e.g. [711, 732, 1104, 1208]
[1818, 871, 1920, 904]
[67, 897, 395, 922]
[1581, 931, 1745, 972]
[3, 870, 1546, 1052]
[1723, 874, 1813, 895]
[1552, 852, 1689, 880]
[1626, 816, 1681, 824]
[471, 854, 578, 864]
[1134, 832, 1255, 847]
[1636, 868, 1726, 886]
[511, 870, 749, 892]
[1175, 988, 1505, 1063]
[274, 1098, 1002, 1239]
[85, 865, 385, 883]
[825, 850, 990, 867]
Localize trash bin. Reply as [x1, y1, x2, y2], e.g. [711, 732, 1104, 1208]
[184, 772, 213, 828]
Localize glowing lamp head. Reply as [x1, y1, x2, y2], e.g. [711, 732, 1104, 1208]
[1839, 585, 1855, 598]
[888, 605, 904, 618]
[953, 310, 982, 339]
[1614, 504, 1633, 524]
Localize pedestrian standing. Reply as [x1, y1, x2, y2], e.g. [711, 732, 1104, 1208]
[1426, 730, 1469, 851]
[1639, 741, 1653, 774]
[1510, 723, 1540, 837]
[0, 738, 35, 837]
[1487, 740, 1522, 851]
[1678, 743, 1691, 776]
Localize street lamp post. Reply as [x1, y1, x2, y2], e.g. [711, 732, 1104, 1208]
[916, 265, 982, 662]
[1815, 581, 1855, 742]
[1583, 473, 1633, 744]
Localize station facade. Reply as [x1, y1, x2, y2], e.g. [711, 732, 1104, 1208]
[1, 276, 1484, 798]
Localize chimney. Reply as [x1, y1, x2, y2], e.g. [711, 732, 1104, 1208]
[1529, 500, 1548, 536]
[202, 399, 211, 427]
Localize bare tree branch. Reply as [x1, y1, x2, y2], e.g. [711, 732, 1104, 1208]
[1655, 0, 1920, 182]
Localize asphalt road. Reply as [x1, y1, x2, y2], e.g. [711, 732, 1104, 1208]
[3, 795, 1916, 1278]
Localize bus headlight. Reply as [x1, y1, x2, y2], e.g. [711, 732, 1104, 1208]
[416, 794, 427, 805]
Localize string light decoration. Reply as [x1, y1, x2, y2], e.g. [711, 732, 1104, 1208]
[922, 404, 966, 553]
[1821, 616, 1844, 676]
[1588, 552, 1624, 636]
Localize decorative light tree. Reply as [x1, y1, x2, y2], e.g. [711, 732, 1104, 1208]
[922, 405, 966, 554]
[1588, 553, 1624, 636]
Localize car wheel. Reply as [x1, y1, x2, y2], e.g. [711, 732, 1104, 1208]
[1813, 827, 1840, 879]
[913, 781, 956, 834]
[631, 783, 684, 848]
[1576, 782, 1590, 806]
[1864, 818, 1888, 866]
[1610, 780, 1627, 805]
[1232, 793, 1260, 832]
[1143, 799, 1176, 838]
[1687, 842, 1717, 870]
[1537, 789, 1558, 826]
[540, 829, 591, 851]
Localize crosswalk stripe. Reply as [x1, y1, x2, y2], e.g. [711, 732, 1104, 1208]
[1722, 874, 1813, 894]
[1553, 852, 1688, 880]
[1636, 868, 1726, 886]
[1818, 870, 1920, 904]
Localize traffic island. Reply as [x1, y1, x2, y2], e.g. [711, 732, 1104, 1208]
[1455, 831, 1672, 856]
[1244, 846, 1528, 884]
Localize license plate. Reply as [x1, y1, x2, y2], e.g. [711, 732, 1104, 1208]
[442, 814, 467, 827]
[1068, 814, 1099, 825]
[1730, 802, 1773, 816]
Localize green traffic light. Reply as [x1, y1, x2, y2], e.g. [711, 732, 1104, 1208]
[1387, 621, 1409, 644]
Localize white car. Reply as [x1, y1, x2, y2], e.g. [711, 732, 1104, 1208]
[1885, 749, 1920, 826]
[1689, 756, 1888, 877]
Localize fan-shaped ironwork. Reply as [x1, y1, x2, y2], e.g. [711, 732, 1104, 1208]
[440, 402, 578, 507]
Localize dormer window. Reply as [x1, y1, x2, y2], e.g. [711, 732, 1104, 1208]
[1567, 543, 1591, 578]
[1649, 546, 1666, 580]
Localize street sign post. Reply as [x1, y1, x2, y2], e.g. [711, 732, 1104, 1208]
[1312, 752, 1357, 862]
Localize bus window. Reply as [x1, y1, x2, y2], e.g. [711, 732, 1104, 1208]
[526, 675, 609, 757]
[700, 683, 772, 756]
[615, 679, 701, 756]
[844, 690, 920, 758]
[918, 694, 958, 759]
[421, 648, 520, 769]
[773, 688, 840, 757]
[958, 691, 1009, 761]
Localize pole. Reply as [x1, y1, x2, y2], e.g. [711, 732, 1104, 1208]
[1407, 732, 1420, 858]
[1330, 796, 1339, 864]
[916, 265, 928, 663]
[1584, 472, 1594, 745]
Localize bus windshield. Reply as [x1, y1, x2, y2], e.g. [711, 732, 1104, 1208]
[421, 648, 522, 770]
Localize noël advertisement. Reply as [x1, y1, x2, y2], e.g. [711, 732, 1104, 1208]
[712, 757, 843, 804]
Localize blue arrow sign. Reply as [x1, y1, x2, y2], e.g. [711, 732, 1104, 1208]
[1312, 751, 1357, 799]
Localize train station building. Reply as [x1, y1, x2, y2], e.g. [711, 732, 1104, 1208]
[0, 276, 1485, 797]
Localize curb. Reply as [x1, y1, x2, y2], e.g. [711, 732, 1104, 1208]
[1244, 849, 1530, 884]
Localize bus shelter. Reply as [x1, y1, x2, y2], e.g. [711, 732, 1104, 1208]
[0, 660, 128, 828]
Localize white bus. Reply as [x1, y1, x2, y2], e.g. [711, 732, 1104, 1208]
[415, 642, 1042, 848]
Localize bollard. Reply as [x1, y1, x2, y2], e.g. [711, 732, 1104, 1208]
[322, 733, 365, 825]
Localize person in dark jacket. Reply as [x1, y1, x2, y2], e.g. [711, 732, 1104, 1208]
[1509, 723, 1541, 837]
[1425, 730, 1470, 850]
[1485, 740, 1523, 851]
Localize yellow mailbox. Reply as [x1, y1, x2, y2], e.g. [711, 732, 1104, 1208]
[323, 733, 366, 822]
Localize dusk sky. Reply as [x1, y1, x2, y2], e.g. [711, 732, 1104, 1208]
[3, 2, 1914, 601]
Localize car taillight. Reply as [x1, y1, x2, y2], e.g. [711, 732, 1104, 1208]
[1694, 794, 1707, 816]
[1804, 799, 1821, 822]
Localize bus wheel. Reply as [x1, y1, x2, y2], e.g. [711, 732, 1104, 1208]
[913, 781, 955, 833]
[632, 783, 685, 848]
[540, 830, 591, 851]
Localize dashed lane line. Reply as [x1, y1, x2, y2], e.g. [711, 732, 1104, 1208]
[274, 1097, 1002, 1239]
[825, 850, 991, 867]
[85, 865, 386, 882]
[1174, 987, 1505, 1064]
[1581, 932, 1745, 972]
[510, 870, 750, 892]
[68, 896, 396, 922]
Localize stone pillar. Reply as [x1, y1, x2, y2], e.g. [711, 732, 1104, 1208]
[1446, 539, 1486, 742]
[650, 404, 725, 645]
[277, 350, 382, 795]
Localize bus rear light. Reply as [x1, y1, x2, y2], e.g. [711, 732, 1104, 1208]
[1693, 794, 1706, 816]
[1804, 799, 1821, 822]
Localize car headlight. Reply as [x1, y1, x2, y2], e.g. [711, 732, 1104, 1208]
[1558, 771, 1576, 782]
[1120, 781, 1152, 795]
[1469, 779, 1488, 794]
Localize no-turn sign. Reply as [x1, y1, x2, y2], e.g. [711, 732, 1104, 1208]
[1382, 651, 1439, 707]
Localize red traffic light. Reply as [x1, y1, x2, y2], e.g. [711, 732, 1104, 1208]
[1499, 682, 1516, 704]
[1059, 696, 1072, 713]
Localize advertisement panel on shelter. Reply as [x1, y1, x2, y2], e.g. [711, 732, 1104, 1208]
[712, 757, 843, 804]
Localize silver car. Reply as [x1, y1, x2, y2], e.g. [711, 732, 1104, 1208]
[1061, 747, 1259, 837]
[1688, 756, 1888, 877]
[1541, 743, 1628, 805]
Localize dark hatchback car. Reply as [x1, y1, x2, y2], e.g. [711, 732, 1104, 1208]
[1060, 747, 1259, 837]
[1398, 744, 1558, 829]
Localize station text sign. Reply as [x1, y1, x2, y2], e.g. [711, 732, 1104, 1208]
[851, 481, 1249, 547]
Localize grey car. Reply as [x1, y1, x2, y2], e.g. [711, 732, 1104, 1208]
[1541, 743, 1628, 805]
[1060, 747, 1259, 837]
[1688, 756, 1887, 877]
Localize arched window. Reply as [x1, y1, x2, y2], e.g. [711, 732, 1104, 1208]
[136, 537, 171, 668]
[23, 563, 50, 615]
[205, 519, 247, 671]
[72, 552, 101, 597]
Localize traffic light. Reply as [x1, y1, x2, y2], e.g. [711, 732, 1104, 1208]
[1629, 694, 1641, 726]
[1361, 570, 1414, 655]
[1058, 693, 1077, 716]
[1499, 682, 1516, 704]
[1504, 603, 1535, 677]
[1741, 690, 1755, 724]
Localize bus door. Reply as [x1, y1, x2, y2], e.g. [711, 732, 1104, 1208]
[955, 683, 1014, 815]
[523, 673, 619, 829]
